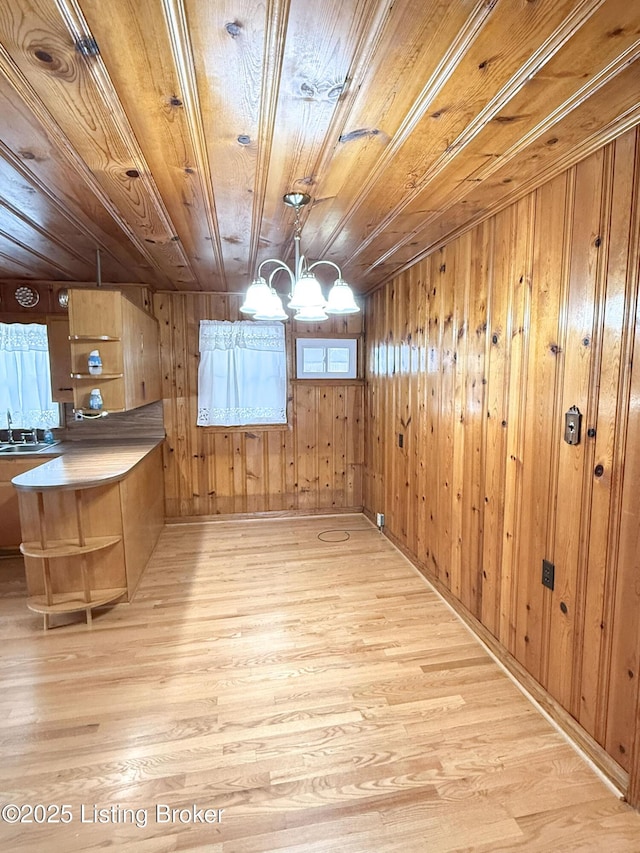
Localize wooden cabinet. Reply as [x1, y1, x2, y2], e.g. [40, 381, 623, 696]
[0, 458, 47, 549]
[68, 289, 161, 413]
[46, 315, 74, 403]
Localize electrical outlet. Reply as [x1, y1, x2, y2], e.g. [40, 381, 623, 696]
[74, 411, 83, 421]
[376, 512, 385, 529]
[542, 559, 555, 590]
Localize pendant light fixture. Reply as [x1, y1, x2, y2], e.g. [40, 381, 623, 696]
[240, 193, 360, 322]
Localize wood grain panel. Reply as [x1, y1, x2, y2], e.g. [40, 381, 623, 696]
[480, 208, 508, 638]
[605, 129, 640, 785]
[364, 126, 640, 804]
[546, 151, 603, 712]
[0, 0, 194, 287]
[0, 458, 43, 549]
[154, 292, 364, 518]
[514, 174, 567, 686]
[78, 0, 224, 290]
[333, 0, 601, 262]
[366, 59, 640, 289]
[577, 132, 636, 741]
[302, 0, 496, 263]
[0, 87, 155, 284]
[0, 1, 637, 293]
[120, 444, 165, 598]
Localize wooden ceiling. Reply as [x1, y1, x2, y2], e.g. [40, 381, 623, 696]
[0, 0, 638, 294]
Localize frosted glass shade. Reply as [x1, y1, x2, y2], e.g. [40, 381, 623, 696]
[254, 288, 288, 321]
[288, 271, 326, 310]
[240, 278, 271, 314]
[295, 305, 329, 322]
[325, 279, 359, 314]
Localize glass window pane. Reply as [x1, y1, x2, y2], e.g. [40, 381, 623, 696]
[327, 347, 349, 373]
[303, 347, 326, 374]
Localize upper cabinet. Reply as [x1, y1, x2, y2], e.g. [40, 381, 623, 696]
[68, 289, 161, 412]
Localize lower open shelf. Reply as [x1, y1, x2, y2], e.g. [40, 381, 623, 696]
[20, 535, 121, 559]
[26, 587, 126, 615]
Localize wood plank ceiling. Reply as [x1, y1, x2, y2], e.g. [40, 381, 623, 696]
[0, 0, 637, 294]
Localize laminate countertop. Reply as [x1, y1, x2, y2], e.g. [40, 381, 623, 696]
[10, 439, 164, 491]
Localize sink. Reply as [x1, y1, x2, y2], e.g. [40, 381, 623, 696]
[0, 442, 60, 454]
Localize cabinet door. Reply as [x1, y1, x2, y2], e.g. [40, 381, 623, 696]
[0, 459, 44, 549]
[68, 289, 123, 339]
[46, 316, 74, 403]
[141, 308, 161, 404]
[122, 299, 161, 409]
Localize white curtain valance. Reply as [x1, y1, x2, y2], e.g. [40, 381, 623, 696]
[197, 320, 287, 427]
[0, 322, 49, 352]
[199, 320, 285, 353]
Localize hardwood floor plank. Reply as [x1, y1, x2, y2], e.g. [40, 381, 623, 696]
[0, 516, 637, 851]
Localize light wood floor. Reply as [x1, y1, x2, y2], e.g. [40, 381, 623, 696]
[1, 514, 639, 852]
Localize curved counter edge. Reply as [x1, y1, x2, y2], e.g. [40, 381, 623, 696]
[11, 439, 164, 491]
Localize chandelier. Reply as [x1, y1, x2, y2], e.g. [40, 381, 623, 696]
[240, 192, 360, 322]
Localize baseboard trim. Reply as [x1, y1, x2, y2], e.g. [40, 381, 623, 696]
[165, 507, 364, 524]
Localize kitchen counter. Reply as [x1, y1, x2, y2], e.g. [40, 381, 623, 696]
[12, 439, 165, 628]
[11, 439, 163, 491]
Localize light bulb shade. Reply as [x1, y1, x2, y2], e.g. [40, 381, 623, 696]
[288, 271, 326, 310]
[254, 288, 288, 321]
[240, 277, 270, 314]
[295, 305, 329, 322]
[325, 279, 360, 314]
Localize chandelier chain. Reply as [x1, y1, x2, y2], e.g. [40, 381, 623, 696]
[293, 204, 302, 240]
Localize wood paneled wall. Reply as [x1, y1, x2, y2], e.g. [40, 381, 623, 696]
[154, 293, 364, 518]
[364, 126, 640, 800]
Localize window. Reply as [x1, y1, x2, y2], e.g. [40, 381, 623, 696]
[296, 338, 358, 379]
[197, 320, 287, 427]
[0, 322, 60, 429]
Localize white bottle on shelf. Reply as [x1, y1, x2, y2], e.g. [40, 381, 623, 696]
[88, 350, 102, 375]
[88, 389, 103, 410]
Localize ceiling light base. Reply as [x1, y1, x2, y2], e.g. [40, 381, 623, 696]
[283, 192, 310, 209]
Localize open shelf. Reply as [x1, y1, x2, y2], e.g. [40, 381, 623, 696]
[20, 535, 122, 559]
[69, 335, 121, 342]
[71, 373, 124, 380]
[27, 587, 126, 615]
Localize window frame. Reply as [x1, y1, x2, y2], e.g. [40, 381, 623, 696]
[295, 337, 359, 380]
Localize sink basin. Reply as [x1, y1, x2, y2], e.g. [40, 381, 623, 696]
[0, 442, 60, 454]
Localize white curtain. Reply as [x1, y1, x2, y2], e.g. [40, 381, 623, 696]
[0, 323, 59, 429]
[197, 320, 287, 426]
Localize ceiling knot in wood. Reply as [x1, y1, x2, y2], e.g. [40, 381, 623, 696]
[33, 49, 54, 64]
[339, 128, 380, 144]
[225, 22, 242, 38]
[297, 79, 344, 102]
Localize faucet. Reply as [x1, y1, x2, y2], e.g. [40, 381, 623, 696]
[6, 410, 14, 444]
[21, 428, 38, 444]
